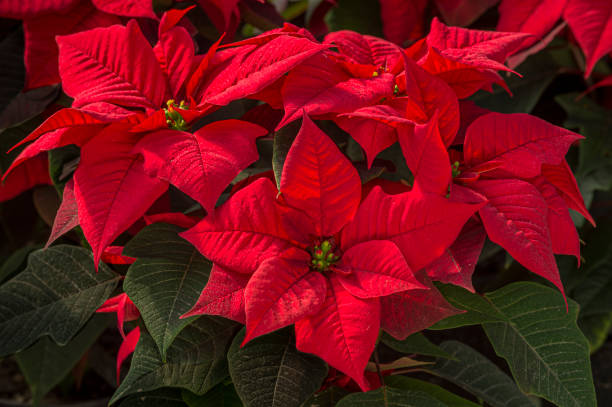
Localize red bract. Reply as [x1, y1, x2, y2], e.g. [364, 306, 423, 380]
[433, 113, 594, 299]
[497, 0, 568, 46]
[408, 18, 532, 98]
[278, 29, 460, 170]
[564, 0, 612, 77]
[0, 154, 51, 202]
[277, 30, 400, 128]
[97, 293, 141, 383]
[337, 54, 459, 169]
[195, 0, 265, 39]
[434, 0, 499, 27]
[6, 10, 307, 266]
[379, 0, 428, 45]
[0, 0, 155, 90]
[182, 115, 480, 388]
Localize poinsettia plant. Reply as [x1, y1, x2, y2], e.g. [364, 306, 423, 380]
[0, 1, 610, 406]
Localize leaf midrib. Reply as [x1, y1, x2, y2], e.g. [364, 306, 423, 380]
[485, 290, 584, 406]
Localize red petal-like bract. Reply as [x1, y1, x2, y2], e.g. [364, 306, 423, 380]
[336, 240, 424, 298]
[280, 114, 361, 236]
[91, 0, 157, 19]
[472, 179, 565, 297]
[497, 0, 567, 44]
[182, 178, 307, 274]
[101, 246, 136, 265]
[399, 113, 451, 195]
[8, 108, 103, 154]
[379, 0, 427, 45]
[6, 127, 101, 180]
[335, 102, 409, 168]
[154, 9, 195, 98]
[425, 219, 486, 292]
[279, 54, 395, 127]
[134, 120, 266, 213]
[0, 154, 50, 202]
[73, 126, 168, 267]
[585, 74, 612, 94]
[183, 264, 249, 324]
[4, 107, 107, 180]
[243, 249, 327, 343]
[426, 17, 532, 72]
[97, 293, 140, 337]
[464, 112, 582, 179]
[295, 277, 380, 391]
[542, 161, 595, 226]
[401, 55, 460, 146]
[116, 326, 140, 385]
[341, 186, 482, 272]
[201, 34, 327, 105]
[533, 177, 580, 262]
[57, 20, 167, 110]
[324, 31, 401, 68]
[23, 2, 120, 90]
[381, 274, 461, 340]
[46, 178, 79, 248]
[415, 18, 532, 98]
[564, 0, 612, 77]
[0, 0, 78, 19]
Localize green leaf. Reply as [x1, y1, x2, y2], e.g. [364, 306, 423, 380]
[336, 386, 447, 406]
[123, 223, 212, 360]
[555, 93, 612, 220]
[483, 282, 597, 407]
[0, 114, 44, 173]
[228, 328, 328, 407]
[483, 282, 596, 407]
[571, 259, 612, 317]
[0, 245, 120, 356]
[472, 51, 560, 114]
[16, 314, 111, 405]
[272, 121, 299, 190]
[326, 0, 383, 37]
[48, 145, 80, 192]
[303, 387, 350, 407]
[429, 282, 597, 406]
[182, 383, 242, 407]
[110, 316, 239, 405]
[578, 312, 612, 353]
[428, 284, 505, 330]
[119, 388, 187, 407]
[564, 221, 612, 292]
[384, 376, 481, 407]
[381, 332, 454, 360]
[0, 244, 40, 283]
[0, 85, 60, 130]
[427, 341, 536, 407]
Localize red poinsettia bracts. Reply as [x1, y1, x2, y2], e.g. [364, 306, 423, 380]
[0, 0, 156, 90]
[276, 19, 533, 172]
[411, 112, 593, 298]
[497, 0, 568, 48]
[97, 293, 141, 383]
[407, 18, 533, 98]
[4, 10, 333, 267]
[564, 0, 612, 77]
[0, 154, 51, 202]
[182, 115, 481, 389]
